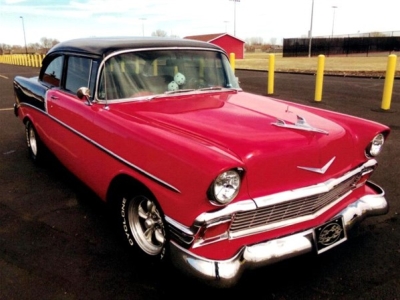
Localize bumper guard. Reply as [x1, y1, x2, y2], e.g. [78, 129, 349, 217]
[169, 181, 388, 288]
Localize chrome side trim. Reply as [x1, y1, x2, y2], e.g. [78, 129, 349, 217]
[170, 181, 388, 288]
[18, 102, 180, 193]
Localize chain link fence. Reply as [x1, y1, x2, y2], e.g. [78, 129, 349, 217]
[283, 30, 400, 57]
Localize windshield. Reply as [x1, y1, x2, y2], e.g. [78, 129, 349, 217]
[97, 49, 240, 100]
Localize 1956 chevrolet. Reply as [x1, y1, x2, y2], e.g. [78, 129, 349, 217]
[13, 37, 390, 287]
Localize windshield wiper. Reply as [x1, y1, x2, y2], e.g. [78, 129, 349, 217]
[197, 86, 223, 91]
[163, 89, 196, 95]
[140, 87, 239, 101]
[198, 86, 240, 92]
[138, 89, 196, 101]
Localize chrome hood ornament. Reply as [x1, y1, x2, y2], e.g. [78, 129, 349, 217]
[272, 115, 329, 135]
[298, 157, 336, 174]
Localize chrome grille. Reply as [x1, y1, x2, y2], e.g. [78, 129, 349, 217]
[230, 173, 361, 233]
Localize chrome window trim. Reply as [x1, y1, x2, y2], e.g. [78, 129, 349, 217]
[94, 46, 231, 102]
[20, 102, 180, 193]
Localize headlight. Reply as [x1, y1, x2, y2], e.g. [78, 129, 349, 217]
[209, 169, 241, 205]
[366, 133, 385, 157]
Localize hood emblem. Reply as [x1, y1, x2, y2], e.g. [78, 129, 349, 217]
[272, 115, 329, 135]
[298, 157, 336, 174]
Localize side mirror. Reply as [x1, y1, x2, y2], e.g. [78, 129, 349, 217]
[77, 87, 92, 105]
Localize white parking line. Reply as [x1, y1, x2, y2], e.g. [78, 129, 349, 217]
[0, 75, 9, 79]
[0, 108, 13, 111]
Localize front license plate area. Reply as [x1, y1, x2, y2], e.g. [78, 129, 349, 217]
[314, 216, 347, 254]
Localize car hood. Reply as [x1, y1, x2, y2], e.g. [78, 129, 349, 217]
[112, 91, 360, 199]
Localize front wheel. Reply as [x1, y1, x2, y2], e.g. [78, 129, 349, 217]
[119, 192, 167, 260]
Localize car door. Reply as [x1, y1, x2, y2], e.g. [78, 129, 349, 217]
[45, 55, 101, 182]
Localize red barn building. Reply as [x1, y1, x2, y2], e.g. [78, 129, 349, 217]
[184, 33, 245, 59]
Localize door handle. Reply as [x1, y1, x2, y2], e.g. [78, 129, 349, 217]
[50, 95, 59, 100]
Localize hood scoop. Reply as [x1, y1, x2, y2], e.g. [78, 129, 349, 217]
[272, 115, 329, 135]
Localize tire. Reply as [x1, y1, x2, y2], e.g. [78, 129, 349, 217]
[25, 120, 43, 163]
[118, 191, 168, 261]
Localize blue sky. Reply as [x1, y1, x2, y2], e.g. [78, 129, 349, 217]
[1, 0, 400, 46]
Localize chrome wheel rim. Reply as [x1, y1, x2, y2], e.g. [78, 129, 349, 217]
[128, 196, 166, 256]
[29, 127, 38, 157]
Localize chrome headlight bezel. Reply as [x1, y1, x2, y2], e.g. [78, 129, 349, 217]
[208, 168, 243, 206]
[366, 133, 385, 158]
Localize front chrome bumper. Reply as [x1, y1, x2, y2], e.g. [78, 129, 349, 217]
[169, 181, 388, 288]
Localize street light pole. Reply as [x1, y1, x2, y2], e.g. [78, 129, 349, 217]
[139, 18, 146, 36]
[308, 0, 314, 57]
[229, 0, 239, 36]
[224, 21, 229, 33]
[20, 16, 28, 54]
[331, 6, 338, 38]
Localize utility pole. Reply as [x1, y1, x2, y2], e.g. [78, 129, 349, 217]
[139, 18, 146, 37]
[229, 0, 240, 36]
[308, 0, 314, 58]
[331, 6, 338, 37]
[20, 16, 28, 54]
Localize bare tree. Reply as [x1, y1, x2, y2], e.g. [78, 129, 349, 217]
[28, 43, 41, 52]
[0, 38, 58, 54]
[246, 37, 263, 45]
[40, 37, 60, 52]
[151, 29, 168, 37]
[0, 43, 12, 54]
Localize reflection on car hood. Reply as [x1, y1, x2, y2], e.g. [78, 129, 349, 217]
[112, 91, 360, 198]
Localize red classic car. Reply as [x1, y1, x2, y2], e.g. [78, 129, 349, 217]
[13, 37, 390, 287]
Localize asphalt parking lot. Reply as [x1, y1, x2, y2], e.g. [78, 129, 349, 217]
[0, 64, 399, 299]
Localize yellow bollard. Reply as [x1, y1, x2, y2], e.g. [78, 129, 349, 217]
[267, 54, 275, 95]
[381, 54, 397, 110]
[35, 54, 40, 67]
[314, 54, 325, 102]
[230, 53, 235, 73]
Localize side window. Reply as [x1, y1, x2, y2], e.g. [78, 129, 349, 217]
[42, 55, 63, 87]
[65, 56, 92, 93]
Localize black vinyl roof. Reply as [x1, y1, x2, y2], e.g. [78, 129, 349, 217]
[48, 37, 224, 57]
